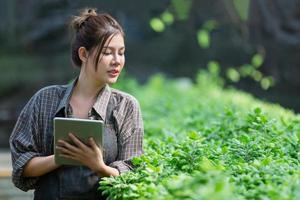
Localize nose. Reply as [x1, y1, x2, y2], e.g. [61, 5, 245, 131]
[112, 53, 121, 66]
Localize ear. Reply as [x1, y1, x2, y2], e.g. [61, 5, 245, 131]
[78, 47, 89, 63]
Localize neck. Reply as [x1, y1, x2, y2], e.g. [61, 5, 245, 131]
[74, 71, 105, 101]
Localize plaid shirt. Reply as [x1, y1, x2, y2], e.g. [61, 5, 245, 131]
[9, 78, 144, 191]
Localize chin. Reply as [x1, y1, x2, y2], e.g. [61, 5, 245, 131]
[107, 78, 118, 84]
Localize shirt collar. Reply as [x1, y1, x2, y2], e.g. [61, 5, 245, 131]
[92, 84, 111, 121]
[55, 77, 112, 121]
[55, 78, 77, 117]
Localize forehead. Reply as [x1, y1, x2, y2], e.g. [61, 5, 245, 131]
[103, 33, 125, 49]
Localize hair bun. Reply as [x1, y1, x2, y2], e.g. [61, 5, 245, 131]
[70, 8, 98, 31]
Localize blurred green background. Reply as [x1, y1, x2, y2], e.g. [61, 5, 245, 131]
[0, 0, 299, 148]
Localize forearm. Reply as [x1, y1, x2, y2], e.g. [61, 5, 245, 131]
[22, 155, 59, 177]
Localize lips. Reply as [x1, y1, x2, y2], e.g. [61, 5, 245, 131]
[107, 69, 120, 77]
[108, 69, 119, 73]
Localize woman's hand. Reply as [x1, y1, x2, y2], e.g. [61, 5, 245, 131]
[56, 133, 119, 177]
[56, 133, 104, 172]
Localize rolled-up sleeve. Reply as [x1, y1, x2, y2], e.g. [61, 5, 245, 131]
[9, 94, 41, 191]
[109, 97, 144, 174]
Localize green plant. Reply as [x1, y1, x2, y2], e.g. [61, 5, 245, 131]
[101, 72, 300, 199]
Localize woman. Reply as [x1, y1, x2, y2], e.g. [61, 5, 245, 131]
[10, 8, 144, 199]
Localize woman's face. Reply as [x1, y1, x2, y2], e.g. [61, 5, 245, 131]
[85, 33, 125, 86]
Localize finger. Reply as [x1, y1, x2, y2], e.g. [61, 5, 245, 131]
[56, 145, 78, 157]
[59, 153, 79, 161]
[68, 133, 87, 149]
[57, 140, 81, 154]
[89, 138, 101, 151]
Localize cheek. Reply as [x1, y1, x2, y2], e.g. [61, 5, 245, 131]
[98, 58, 110, 67]
[121, 57, 125, 67]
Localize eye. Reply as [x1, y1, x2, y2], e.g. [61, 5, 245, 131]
[102, 51, 112, 55]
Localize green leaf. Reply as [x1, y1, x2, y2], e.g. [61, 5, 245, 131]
[203, 20, 218, 31]
[251, 53, 264, 68]
[260, 76, 275, 90]
[251, 70, 262, 81]
[132, 156, 142, 166]
[239, 64, 254, 77]
[161, 10, 174, 25]
[200, 157, 217, 172]
[150, 18, 165, 32]
[207, 61, 220, 74]
[226, 68, 240, 82]
[254, 107, 262, 114]
[188, 130, 199, 140]
[197, 29, 210, 49]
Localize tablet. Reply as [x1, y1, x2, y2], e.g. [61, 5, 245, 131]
[54, 117, 103, 165]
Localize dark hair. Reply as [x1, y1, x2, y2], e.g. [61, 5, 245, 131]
[70, 8, 125, 69]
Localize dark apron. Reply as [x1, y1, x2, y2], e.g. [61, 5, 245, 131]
[34, 97, 118, 200]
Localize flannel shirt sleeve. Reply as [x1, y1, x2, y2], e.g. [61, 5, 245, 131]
[9, 93, 41, 191]
[109, 97, 144, 174]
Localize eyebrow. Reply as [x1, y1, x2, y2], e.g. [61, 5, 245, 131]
[102, 46, 125, 50]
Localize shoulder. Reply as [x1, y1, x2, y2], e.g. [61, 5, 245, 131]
[35, 84, 67, 98]
[110, 87, 140, 110]
[109, 88, 143, 130]
[30, 84, 67, 102]
[22, 84, 68, 112]
[19, 84, 71, 119]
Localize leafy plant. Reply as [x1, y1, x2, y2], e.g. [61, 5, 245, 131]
[101, 72, 300, 199]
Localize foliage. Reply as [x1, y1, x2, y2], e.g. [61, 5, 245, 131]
[148, 0, 274, 90]
[225, 53, 275, 90]
[100, 71, 300, 199]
